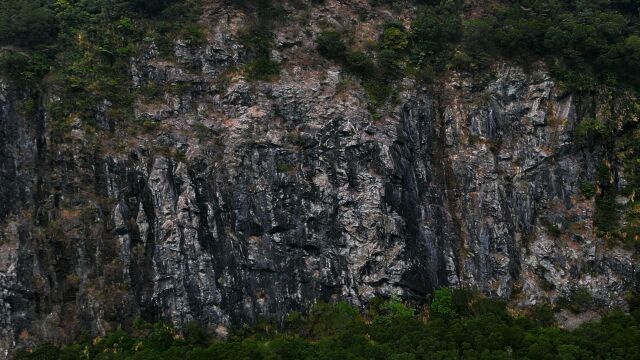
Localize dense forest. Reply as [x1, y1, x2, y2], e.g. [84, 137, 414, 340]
[15, 289, 640, 359]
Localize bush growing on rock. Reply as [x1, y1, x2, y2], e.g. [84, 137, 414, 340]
[239, 23, 273, 57]
[380, 24, 408, 52]
[245, 58, 280, 81]
[316, 31, 347, 60]
[346, 50, 375, 75]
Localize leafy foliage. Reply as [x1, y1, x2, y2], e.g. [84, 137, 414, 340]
[316, 31, 347, 60]
[430, 287, 458, 320]
[16, 289, 640, 359]
[245, 58, 280, 81]
[0, 0, 57, 47]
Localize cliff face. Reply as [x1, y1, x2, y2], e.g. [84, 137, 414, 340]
[0, 2, 638, 356]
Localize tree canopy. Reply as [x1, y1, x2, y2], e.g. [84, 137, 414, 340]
[15, 289, 640, 360]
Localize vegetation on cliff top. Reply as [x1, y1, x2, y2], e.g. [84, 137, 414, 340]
[3, 0, 639, 89]
[0, 0, 203, 142]
[15, 288, 640, 359]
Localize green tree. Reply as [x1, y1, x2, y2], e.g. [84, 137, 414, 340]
[0, 0, 57, 47]
[380, 25, 408, 52]
[431, 287, 458, 320]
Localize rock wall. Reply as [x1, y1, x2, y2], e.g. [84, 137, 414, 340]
[0, 2, 638, 357]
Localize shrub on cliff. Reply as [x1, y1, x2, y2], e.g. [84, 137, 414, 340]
[316, 31, 347, 60]
[239, 23, 273, 57]
[346, 50, 375, 75]
[245, 58, 280, 81]
[380, 25, 408, 52]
